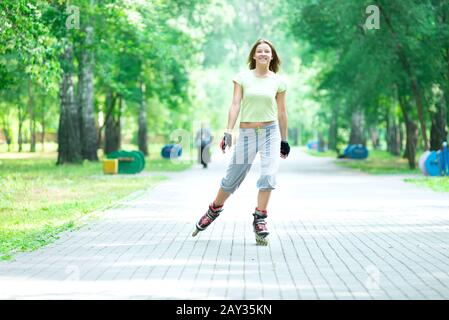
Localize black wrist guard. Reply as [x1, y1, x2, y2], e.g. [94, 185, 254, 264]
[281, 140, 290, 156]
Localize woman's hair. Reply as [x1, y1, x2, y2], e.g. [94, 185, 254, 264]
[247, 38, 281, 73]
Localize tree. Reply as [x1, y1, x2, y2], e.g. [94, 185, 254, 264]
[57, 43, 82, 164]
[285, 0, 449, 167]
[77, 24, 98, 161]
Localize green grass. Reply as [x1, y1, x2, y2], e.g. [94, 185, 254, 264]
[306, 148, 420, 175]
[306, 149, 338, 158]
[146, 158, 194, 171]
[404, 177, 449, 192]
[0, 147, 194, 261]
[335, 150, 421, 174]
[305, 147, 449, 192]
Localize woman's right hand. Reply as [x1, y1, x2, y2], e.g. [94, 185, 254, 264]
[280, 140, 290, 158]
[220, 133, 232, 153]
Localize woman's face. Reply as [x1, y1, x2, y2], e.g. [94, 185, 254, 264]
[253, 43, 272, 66]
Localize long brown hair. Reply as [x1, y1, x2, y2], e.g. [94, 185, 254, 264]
[247, 39, 281, 73]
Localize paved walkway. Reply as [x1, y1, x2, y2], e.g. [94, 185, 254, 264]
[1, 148, 449, 299]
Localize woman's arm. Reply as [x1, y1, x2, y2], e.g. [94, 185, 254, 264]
[276, 91, 288, 141]
[226, 82, 243, 133]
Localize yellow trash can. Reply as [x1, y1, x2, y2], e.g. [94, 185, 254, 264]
[103, 159, 118, 174]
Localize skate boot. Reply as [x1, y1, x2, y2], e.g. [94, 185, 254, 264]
[192, 202, 223, 237]
[253, 208, 269, 246]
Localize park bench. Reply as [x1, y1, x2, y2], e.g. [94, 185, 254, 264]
[103, 150, 145, 174]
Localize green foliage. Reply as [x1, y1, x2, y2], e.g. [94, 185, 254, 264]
[285, 0, 449, 151]
[0, 0, 218, 149]
[0, 1, 61, 90]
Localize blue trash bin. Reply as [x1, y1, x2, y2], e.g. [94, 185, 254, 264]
[344, 144, 368, 159]
[161, 144, 183, 159]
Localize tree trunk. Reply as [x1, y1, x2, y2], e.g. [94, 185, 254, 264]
[430, 90, 448, 150]
[138, 82, 148, 156]
[318, 131, 325, 151]
[1, 113, 12, 152]
[98, 90, 115, 150]
[349, 106, 365, 145]
[328, 106, 338, 150]
[398, 93, 418, 169]
[446, 90, 449, 136]
[41, 96, 46, 152]
[410, 79, 428, 150]
[17, 103, 25, 152]
[404, 120, 418, 169]
[28, 79, 36, 152]
[4, 129, 12, 151]
[386, 109, 401, 156]
[439, 4, 449, 141]
[78, 26, 98, 161]
[399, 122, 405, 157]
[57, 44, 82, 165]
[445, 51, 449, 127]
[104, 95, 122, 154]
[369, 127, 380, 149]
[379, 3, 429, 150]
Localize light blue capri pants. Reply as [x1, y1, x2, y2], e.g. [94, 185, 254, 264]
[220, 121, 281, 194]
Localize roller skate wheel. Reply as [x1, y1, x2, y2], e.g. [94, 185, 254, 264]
[192, 228, 200, 237]
[255, 234, 268, 246]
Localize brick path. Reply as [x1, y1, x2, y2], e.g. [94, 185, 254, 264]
[1, 147, 449, 299]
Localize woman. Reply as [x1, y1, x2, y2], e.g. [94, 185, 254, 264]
[192, 39, 290, 245]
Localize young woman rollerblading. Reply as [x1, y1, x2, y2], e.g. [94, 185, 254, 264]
[192, 39, 290, 245]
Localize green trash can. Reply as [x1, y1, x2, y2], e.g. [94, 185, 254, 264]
[106, 150, 145, 174]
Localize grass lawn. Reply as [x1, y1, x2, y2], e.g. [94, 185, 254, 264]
[335, 150, 421, 174]
[305, 147, 449, 192]
[403, 177, 449, 192]
[0, 143, 194, 261]
[306, 148, 421, 174]
[306, 149, 338, 158]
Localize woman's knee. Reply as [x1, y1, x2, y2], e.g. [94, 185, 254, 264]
[220, 179, 239, 194]
[256, 174, 276, 190]
[220, 165, 251, 193]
